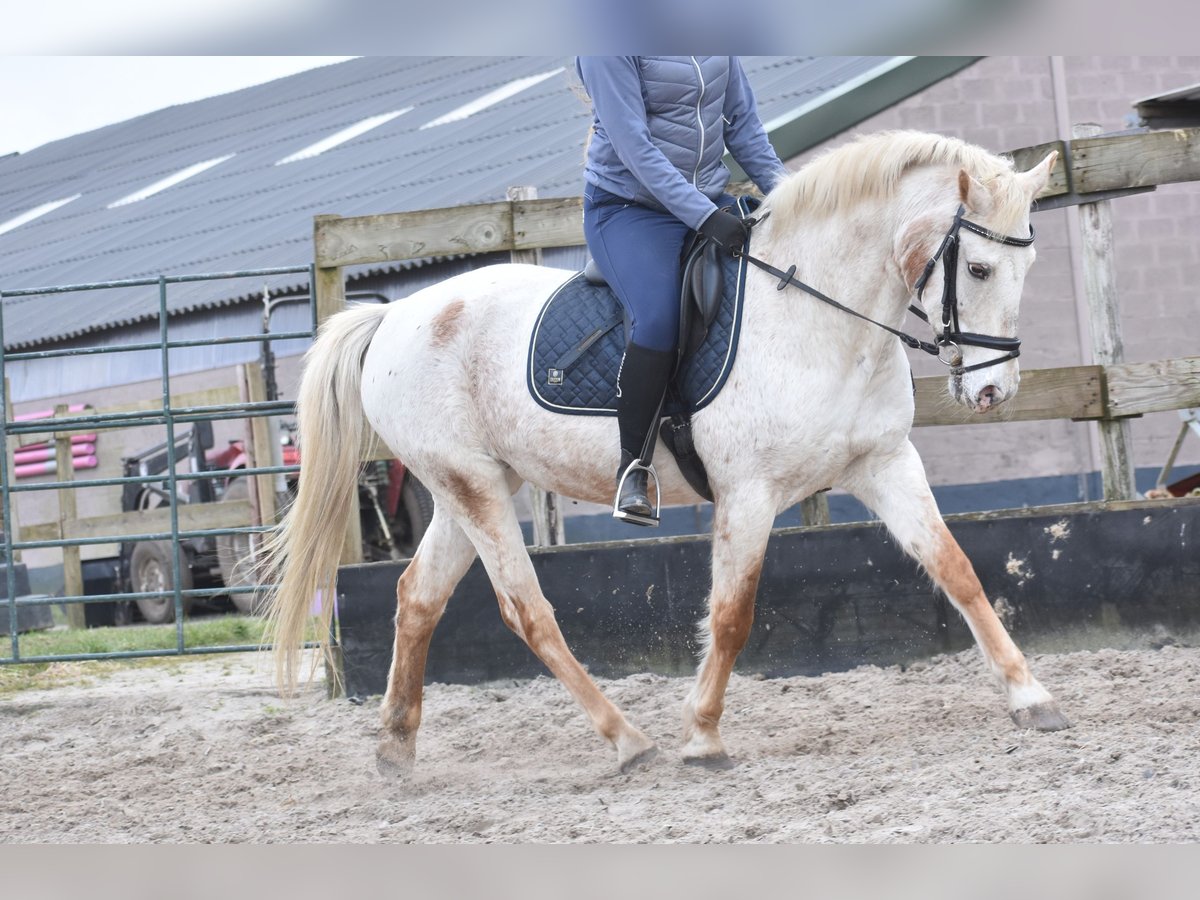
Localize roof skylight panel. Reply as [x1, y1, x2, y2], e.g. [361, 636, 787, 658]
[419, 68, 566, 129]
[0, 194, 82, 235]
[275, 109, 412, 165]
[107, 154, 236, 208]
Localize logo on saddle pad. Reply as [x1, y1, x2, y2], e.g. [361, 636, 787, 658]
[526, 200, 753, 418]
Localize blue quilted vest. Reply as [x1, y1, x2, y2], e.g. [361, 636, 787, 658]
[579, 56, 735, 227]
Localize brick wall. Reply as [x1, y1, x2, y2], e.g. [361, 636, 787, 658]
[782, 55, 1200, 491]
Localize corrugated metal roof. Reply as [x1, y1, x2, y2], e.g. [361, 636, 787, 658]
[0, 56, 894, 350]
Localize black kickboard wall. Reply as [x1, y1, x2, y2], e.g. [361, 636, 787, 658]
[336, 499, 1200, 697]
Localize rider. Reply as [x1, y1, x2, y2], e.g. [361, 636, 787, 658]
[576, 56, 789, 525]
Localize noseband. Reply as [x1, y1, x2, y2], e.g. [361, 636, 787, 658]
[737, 204, 1035, 377]
[910, 204, 1035, 374]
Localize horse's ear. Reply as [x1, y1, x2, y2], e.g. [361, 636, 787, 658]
[957, 169, 993, 216]
[1020, 150, 1059, 199]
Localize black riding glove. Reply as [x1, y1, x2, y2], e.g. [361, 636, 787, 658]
[698, 209, 748, 253]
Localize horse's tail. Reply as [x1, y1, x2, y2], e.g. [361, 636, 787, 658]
[262, 302, 390, 695]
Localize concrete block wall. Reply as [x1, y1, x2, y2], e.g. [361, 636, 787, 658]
[782, 55, 1200, 492]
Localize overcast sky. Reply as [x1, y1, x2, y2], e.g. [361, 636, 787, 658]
[0, 57, 353, 156]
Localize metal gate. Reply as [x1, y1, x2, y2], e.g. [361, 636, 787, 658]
[1, 266, 315, 664]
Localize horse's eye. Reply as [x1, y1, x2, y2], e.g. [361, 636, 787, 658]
[968, 262, 991, 280]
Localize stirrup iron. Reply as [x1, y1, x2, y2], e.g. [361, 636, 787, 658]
[613, 457, 661, 528]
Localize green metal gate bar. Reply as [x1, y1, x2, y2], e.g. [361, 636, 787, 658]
[1, 264, 319, 664]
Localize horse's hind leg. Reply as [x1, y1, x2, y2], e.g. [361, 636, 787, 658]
[843, 441, 1069, 731]
[424, 460, 657, 772]
[681, 490, 777, 766]
[377, 506, 478, 776]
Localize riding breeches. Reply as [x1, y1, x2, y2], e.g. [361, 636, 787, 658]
[582, 184, 690, 353]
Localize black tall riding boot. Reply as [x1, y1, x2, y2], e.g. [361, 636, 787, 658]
[614, 341, 676, 526]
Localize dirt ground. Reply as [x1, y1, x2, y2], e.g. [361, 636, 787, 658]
[2, 640, 1198, 844]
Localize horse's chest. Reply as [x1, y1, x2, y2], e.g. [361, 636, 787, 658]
[758, 380, 912, 477]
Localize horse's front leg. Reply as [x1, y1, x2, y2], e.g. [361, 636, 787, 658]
[843, 441, 1070, 731]
[681, 488, 777, 766]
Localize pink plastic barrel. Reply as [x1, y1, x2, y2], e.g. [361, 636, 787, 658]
[14, 443, 96, 465]
[14, 455, 98, 478]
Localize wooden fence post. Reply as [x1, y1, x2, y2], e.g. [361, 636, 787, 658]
[314, 214, 358, 698]
[314, 214, 364, 569]
[54, 405, 86, 629]
[800, 493, 831, 527]
[2, 379, 19, 564]
[1074, 123, 1137, 501]
[236, 362, 278, 534]
[508, 186, 566, 547]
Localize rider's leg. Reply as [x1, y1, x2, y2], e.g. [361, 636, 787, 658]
[582, 186, 689, 526]
[614, 342, 675, 522]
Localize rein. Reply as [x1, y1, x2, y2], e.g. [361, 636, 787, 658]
[737, 205, 1034, 376]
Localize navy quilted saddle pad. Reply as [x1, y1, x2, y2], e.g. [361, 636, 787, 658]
[527, 213, 751, 418]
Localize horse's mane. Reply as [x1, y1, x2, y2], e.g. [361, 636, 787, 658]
[769, 130, 1030, 233]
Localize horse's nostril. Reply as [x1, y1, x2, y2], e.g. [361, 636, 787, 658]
[976, 385, 1000, 409]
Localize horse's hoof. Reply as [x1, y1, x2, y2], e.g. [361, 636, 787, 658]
[618, 744, 659, 774]
[376, 741, 416, 779]
[376, 756, 413, 779]
[682, 752, 737, 771]
[1011, 702, 1072, 732]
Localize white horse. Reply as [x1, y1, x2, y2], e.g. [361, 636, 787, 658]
[266, 130, 1064, 775]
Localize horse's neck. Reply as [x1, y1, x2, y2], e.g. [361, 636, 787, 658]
[749, 200, 910, 359]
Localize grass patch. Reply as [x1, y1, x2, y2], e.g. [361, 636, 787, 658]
[9, 615, 270, 659]
[0, 615, 272, 697]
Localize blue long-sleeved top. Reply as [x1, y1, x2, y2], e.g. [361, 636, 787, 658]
[576, 56, 789, 230]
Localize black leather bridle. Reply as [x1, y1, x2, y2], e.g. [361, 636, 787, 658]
[909, 204, 1035, 374]
[737, 204, 1035, 377]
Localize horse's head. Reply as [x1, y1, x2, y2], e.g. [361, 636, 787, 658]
[899, 149, 1057, 413]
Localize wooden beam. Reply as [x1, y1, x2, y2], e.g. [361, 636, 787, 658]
[1106, 357, 1200, 418]
[313, 214, 347, 326]
[55, 405, 85, 629]
[1070, 128, 1200, 194]
[312, 214, 362, 571]
[913, 365, 1105, 427]
[22, 499, 255, 545]
[1009, 130, 1200, 207]
[513, 197, 584, 252]
[800, 493, 831, 526]
[315, 202, 514, 268]
[99, 386, 241, 417]
[506, 187, 545, 268]
[2, 378, 19, 557]
[1008, 139, 1071, 196]
[313, 198, 584, 269]
[238, 362, 277, 530]
[1074, 122, 1136, 502]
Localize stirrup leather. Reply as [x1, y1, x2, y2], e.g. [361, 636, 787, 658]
[612, 457, 661, 527]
